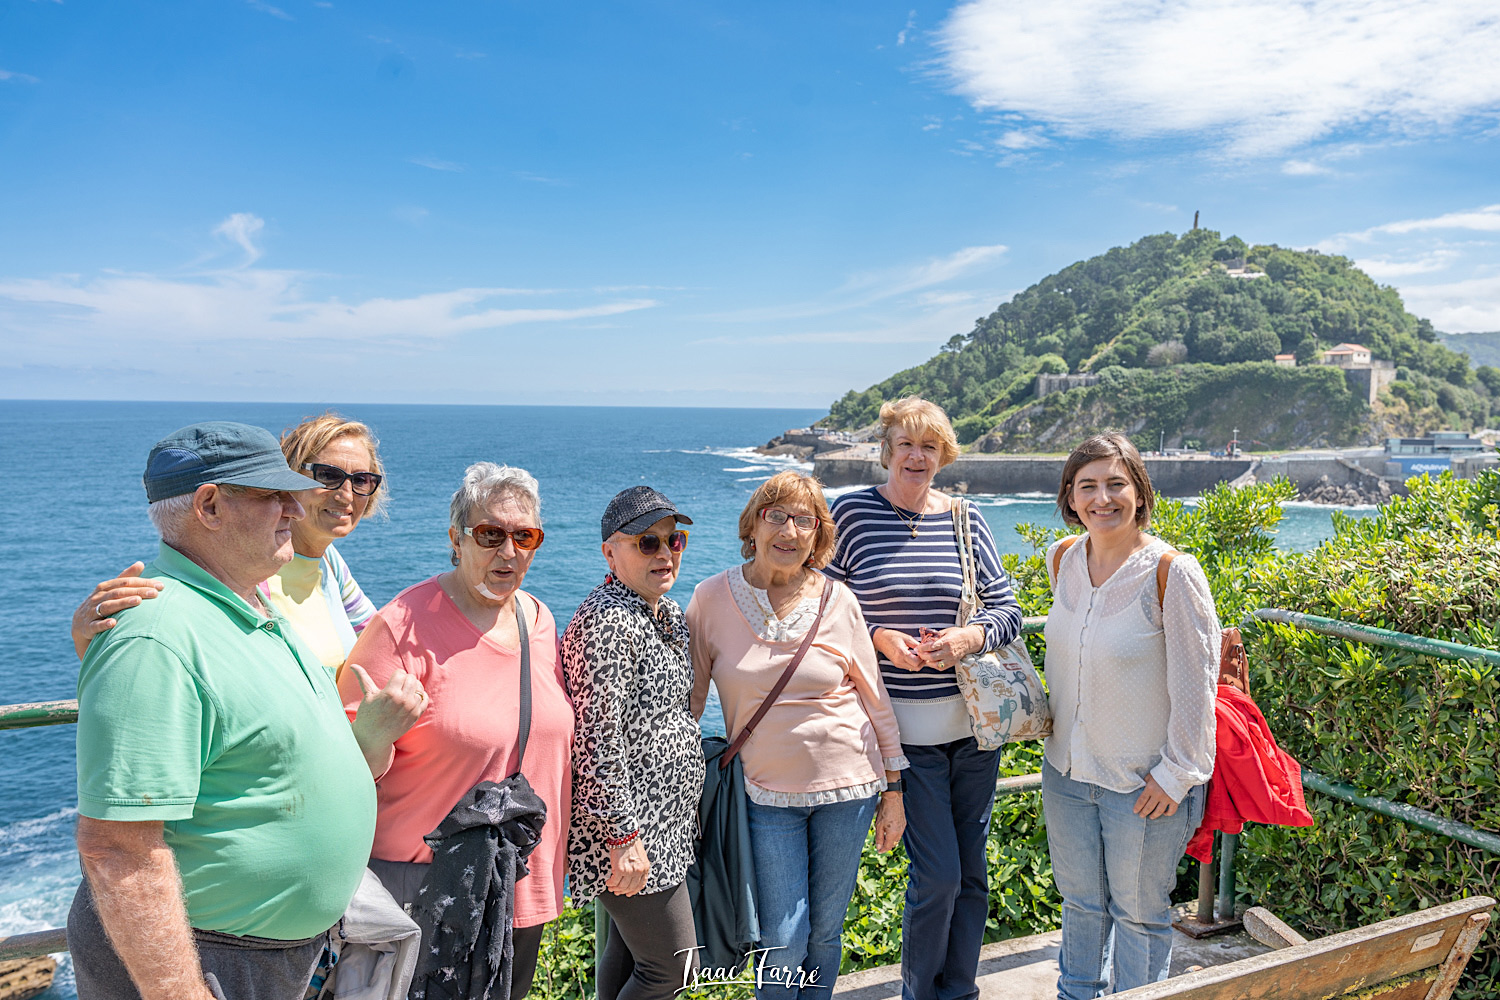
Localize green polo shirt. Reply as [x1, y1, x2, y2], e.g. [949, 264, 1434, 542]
[76, 542, 376, 940]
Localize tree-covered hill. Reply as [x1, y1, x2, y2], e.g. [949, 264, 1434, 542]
[822, 230, 1498, 450]
[1439, 330, 1500, 369]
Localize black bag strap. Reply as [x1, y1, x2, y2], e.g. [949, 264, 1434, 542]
[721, 581, 833, 769]
[514, 595, 532, 774]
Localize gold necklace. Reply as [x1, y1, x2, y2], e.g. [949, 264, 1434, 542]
[893, 503, 924, 538]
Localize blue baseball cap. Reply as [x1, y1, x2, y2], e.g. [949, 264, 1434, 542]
[143, 421, 321, 503]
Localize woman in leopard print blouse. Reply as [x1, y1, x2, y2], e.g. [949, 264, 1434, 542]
[561, 486, 705, 1000]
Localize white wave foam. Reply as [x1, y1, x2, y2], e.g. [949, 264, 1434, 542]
[1280, 500, 1379, 512]
[722, 466, 771, 473]
[0, 807, 76, 845]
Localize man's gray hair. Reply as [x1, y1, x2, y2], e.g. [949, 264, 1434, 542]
[147, 494, 196, 545]
[449, 462, 542, 533]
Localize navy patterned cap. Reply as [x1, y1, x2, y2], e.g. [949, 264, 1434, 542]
[600, 485, 693, 540]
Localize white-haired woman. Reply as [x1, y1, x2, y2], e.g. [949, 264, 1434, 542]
[336, 462, 575, 1000]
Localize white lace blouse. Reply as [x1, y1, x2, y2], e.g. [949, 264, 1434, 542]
[1042, 535, 1218, 803]
[727, 565, 909, 807]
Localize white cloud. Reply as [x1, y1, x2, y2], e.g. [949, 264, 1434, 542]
[1317, 205, 1500, 253]
[0, 69, 40, 83]
[0, 270, 659, 344]
[1282, 159, 1335, 177]
[1354, 251, 1460, 280]
[1399, 274, 1500, 333]
[409, 156, 463, 172]
[936, 0, 1500, 155]
[213, 213, 265, 265]
[897, 10, 916, 46]
[244, 0, 292, 20]
[513, 171, 567, 186]
[995, 128, 1048, 151]
[841, 244, 1008, 298]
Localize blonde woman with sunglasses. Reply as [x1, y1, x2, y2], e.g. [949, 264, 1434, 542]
[335, 461, 575, 1000]
[69, 413, 387, 677]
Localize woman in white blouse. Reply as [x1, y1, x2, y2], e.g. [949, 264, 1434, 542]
[1042, 433, 1219, 998]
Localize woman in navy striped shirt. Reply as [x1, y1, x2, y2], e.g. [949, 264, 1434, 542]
[824, 396, 1023, 1000]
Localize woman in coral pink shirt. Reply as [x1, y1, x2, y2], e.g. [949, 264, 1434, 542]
[338, 462, 574, 1000]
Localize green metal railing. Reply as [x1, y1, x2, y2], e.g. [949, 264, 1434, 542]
[4, 607, 1496, 962]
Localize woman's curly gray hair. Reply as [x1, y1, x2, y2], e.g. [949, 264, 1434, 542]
[448, 463, 542, 565]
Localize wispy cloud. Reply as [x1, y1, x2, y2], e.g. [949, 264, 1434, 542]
[936, 0, 1500, 156]
[1131, 200, 1180, 214]
[1354, 251, 1461, 280]
[513, 171, 568, 186]
[0, 271, 659, 343]
[409, 156, 464, 172]
[1282, 159, 1336, 177]
[1400, 274, 1500, 333]
[213, 213, 265, 266]
[841, 244, 1008, 298]
[1317, 205, 1500, 253]
[244, 0, 292, 20]
[0, 69, 40, 84]
[897, 10, 916, 46]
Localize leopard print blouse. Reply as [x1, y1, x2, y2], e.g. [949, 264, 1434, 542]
[561, 577, 705, 903]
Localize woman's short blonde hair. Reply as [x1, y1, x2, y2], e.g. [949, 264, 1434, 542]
[280, 413, 388, 517]
[878, 396, 960, 470]
[1057, 433, 1155, 528]
[737, 471, 837, 569]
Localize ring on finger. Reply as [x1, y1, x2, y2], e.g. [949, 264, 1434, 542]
[95, 602, 107, 619]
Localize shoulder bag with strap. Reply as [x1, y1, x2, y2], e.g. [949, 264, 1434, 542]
[1051, 537, 1248, 694]
[721, 581, 834, 768]
[951, 498, 1053, 749]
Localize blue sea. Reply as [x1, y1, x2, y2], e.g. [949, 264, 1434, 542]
[0, 400, 1373, 994]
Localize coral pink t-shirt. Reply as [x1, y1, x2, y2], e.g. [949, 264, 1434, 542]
[338, 577, 574, 927]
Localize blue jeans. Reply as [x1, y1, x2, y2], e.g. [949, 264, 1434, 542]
[747, 794, 879, 1000]
[900, 738, 1002, 1000]
[1042, 760, 1206, 999]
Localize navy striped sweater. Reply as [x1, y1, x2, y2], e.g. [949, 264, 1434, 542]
[822, 487, 1024, 701]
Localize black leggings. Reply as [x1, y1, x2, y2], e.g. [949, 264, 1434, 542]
[596, 881, 699, 1000]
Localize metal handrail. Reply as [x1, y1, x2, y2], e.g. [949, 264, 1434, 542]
[6, 607, 1494, 961]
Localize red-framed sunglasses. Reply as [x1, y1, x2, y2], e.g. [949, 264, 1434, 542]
[461, 524, 545, 551]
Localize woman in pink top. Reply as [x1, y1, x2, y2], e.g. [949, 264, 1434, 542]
[337, 462, 574, 1000]
[688, 471, 906, 1000]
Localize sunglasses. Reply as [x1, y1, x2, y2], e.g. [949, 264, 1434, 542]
[302, 463, 383, 497]
[461, 524, 546, 551]
[629, 529, 689, 556]
[760, 507, 820, 531]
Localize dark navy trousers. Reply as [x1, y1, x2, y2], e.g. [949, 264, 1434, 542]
[899, 738, 1002, 1000]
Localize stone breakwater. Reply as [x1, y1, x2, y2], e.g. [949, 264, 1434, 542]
[799, 438, 1408, 504]
[811, 446, 1259, 497]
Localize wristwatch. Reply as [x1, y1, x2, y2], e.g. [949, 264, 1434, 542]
[884, 778, 905, 794]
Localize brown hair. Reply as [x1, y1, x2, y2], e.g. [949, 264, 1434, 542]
[280, 413, 388, 518]
[1057, 433, 1154, 528]
[737, 471, 837, 568]
[877, 396, 960, 469]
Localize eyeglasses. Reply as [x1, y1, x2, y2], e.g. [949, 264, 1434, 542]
[461, 524, 546, 551]
[629, 529, 689, 556]
[760, 508, 820, 531]
[302, 463, 383, 497]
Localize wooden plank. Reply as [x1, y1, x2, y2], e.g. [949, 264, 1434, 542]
[1423, 912, 1491, 1000]
[1242, 906, 1308, 950]
[1113, 896, 1495, 999]
[0, 930, 66, 963]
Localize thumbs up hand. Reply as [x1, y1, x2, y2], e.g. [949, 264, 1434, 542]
[348, 663, 428, 751]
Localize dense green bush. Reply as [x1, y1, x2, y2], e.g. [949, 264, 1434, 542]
[534, 476, 1498, 997]
[1235, 472, 1500, 999]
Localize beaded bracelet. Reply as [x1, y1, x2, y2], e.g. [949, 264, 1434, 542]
[606, 829, 640, 849]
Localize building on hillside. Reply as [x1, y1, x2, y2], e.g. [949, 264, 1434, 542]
[1035, 372, 1100, 399]
[1318, 342, 1396, 404]
[1384, 431, 1492, 478]
[1321, 343, 1372, 367]
[1274, 353, 1296, 367]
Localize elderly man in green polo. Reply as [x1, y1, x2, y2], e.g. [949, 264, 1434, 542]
[67, 422, 422, 1000]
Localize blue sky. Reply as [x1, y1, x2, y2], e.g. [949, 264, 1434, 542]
[2, 0, 1498, 407]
